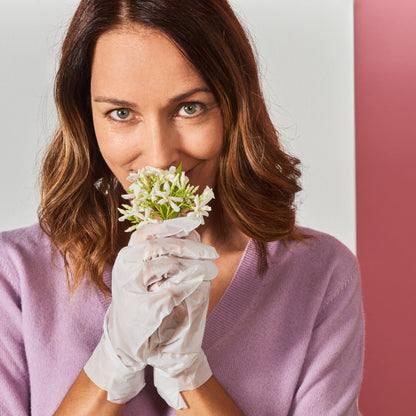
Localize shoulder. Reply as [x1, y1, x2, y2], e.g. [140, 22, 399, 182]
[0, 223, 50, 249]
[266, 225, 358, 274]
[0, 223, 52, 260]
[259, 226, 361, 315]
[0, 223, 56, 287]
[298, 225, 357, 267]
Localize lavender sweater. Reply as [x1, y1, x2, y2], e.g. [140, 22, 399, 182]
[0, 223, 364, 415]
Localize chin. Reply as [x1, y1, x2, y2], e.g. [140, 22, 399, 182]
[185, 164, 216, 190]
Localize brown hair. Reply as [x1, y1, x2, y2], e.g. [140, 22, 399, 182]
[39, 0, 309, 295]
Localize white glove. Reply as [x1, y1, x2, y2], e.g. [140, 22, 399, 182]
[84, 217, 218, 404]
[148, 280, 212, 409]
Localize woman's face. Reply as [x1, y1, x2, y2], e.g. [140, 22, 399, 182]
[90, 25, 224, 192]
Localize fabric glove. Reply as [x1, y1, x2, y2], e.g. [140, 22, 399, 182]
[148, 279, 212, 409]
[84, 217, 218, 404]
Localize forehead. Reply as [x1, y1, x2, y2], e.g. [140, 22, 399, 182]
[90, 25, 206, 99]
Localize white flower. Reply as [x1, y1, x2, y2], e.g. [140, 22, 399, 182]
[126, 172, 142, 183]
[200, 186, 215, 205]
[119, 164, 214, 228]
[187, 194, 212, 225]
[135, 207, 159, 227]
[169, 173, 180, 189]
[166, 166, 178, 182]
[144, 166, 164, 176]
[122, 192, 136, 200]
[129, 182, 145, 196]
[155, 181, 183, 212]
[179, 171, 189, 187]
[118, 212, 131, 222]
[131, 198, 146, 213]
[150, 181, 161, 203]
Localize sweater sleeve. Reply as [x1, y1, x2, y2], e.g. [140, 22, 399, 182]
[289, 259, 365, 416]
[0, 251, 30, 414]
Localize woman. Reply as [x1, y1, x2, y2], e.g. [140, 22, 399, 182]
[0, 0, 364, 415]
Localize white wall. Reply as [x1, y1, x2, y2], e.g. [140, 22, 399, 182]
[0, 0, 356, 253]
[0, 0, 78, 229]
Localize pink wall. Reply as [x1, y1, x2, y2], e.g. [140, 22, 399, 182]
[355, 0, 416, 414]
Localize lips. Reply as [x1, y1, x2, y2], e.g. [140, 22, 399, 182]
[184, 166, 194, 175]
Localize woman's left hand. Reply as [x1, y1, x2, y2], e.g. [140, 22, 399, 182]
[147, 279, 213, 409]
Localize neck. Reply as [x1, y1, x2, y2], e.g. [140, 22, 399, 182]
[198, 199, 249, 254]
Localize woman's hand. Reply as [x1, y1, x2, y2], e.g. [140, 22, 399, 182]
[84, 217, 218, 404]
[148, 280, 212, 409]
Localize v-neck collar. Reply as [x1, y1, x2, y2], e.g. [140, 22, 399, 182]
[97, 267, 112, 310]
[202, 238, 263, 351]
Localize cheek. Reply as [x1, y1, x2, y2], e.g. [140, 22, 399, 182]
[96, 137, 134, 189]
[93, 117, 137, 168]
[100, 143, 132, 170]
[205, 123, 223, 156]
[184, 116, 224, 159]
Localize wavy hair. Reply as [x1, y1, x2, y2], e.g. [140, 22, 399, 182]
[39, 0, 309, 295]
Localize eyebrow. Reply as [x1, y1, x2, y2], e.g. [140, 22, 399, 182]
[93, 87, 212, 107]
[167, 87, 212, 104]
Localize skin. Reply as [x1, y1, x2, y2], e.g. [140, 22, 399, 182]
[91, 26, 223, 193]
[54, 24, 247, 415]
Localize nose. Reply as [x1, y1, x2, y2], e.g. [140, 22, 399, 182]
[142, 115, 180, 169]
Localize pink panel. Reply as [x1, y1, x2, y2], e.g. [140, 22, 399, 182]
[355, 0, 416, 414]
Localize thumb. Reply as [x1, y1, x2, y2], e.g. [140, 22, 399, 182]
[129, 217, 202, 245]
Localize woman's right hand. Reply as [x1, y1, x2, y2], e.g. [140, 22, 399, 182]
[84, 217, 218, 404]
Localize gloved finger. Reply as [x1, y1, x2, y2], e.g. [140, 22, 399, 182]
[147, 282, 211, 375]
[110, 277, 210, 347]
[153, 281, 210, 348]
[130, 229, 201, 246]
[129, 217, 202, 245]
[140, 256, 218, 288]
[107, 288, 179, 349]
[113, 239, 218, 286]
[118, 256, 217, 295]
[134, 237, 219, 262]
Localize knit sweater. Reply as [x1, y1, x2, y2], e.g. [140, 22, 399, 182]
[0, 223, 364, 415]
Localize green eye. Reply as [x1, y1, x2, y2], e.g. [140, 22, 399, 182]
[178, 102, 206, 117]
[183, 104, 198, 115]
[116, 108, 131, 120]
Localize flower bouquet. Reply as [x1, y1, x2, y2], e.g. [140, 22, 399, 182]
[119, 164, 214, 232]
